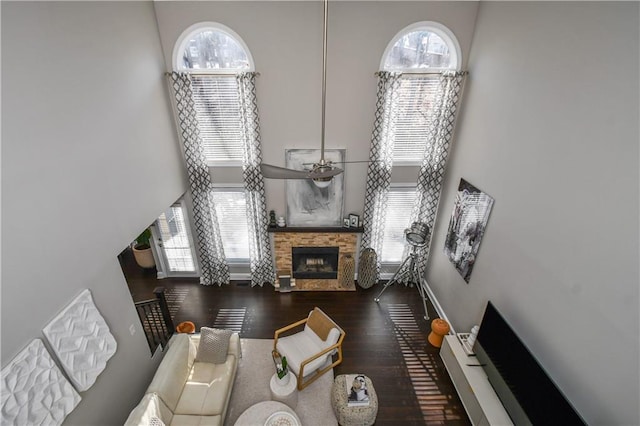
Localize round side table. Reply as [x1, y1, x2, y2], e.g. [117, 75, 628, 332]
[269, 373, 298, 409]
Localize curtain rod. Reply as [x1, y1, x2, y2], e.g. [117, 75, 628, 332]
[164, 71, 260, 77]
[374, 70, 468, 77]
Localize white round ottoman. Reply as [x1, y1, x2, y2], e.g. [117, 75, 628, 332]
[331, 374, 378, 426]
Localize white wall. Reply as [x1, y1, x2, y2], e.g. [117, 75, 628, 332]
[1, 2, 187, 424]
[426, 2, 639, 424]
[153, 1, 479, 218]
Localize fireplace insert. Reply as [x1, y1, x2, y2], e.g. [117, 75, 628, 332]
[291, 247, 339, 279]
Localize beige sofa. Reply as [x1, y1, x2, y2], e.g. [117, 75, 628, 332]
[125, 332, 241, 426]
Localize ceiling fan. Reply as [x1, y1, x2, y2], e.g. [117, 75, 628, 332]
[260, 0, 346, 188]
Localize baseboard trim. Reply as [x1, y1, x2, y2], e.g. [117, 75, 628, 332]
[421, 277, 455, 334]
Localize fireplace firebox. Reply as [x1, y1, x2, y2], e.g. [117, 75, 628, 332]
[291, 247, 339, 279]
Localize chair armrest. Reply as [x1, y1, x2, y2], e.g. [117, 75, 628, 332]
[299, 332, 345, 378]
[273, 317, 308, 351]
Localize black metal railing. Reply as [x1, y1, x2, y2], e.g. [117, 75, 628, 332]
[135, 287, 175, 354]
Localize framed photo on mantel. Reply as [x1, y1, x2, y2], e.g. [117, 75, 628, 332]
[285, 149, 345, 227]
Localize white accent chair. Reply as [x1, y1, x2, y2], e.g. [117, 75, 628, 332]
[274, 307, 345, 390]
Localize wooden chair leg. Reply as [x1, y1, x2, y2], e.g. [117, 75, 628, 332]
[296, 358, 342, 390]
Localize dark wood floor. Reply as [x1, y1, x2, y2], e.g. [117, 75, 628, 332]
[119, 248, 470, 425]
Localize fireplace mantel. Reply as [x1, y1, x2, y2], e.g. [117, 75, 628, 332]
[268, 226, 363, 233]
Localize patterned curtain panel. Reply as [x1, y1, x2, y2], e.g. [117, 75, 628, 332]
[360, 72, 401, 281]
[398, 71, 468, 283]
[168, 72, 230, 286]
[236, 72, 276, 287]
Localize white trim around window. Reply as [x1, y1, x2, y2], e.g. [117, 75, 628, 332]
[380, 21, 462, 72]
[173, 21, 255, 73]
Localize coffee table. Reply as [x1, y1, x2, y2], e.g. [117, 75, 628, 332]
[234, 400, 301, 426]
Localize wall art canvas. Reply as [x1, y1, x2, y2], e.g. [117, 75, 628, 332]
[444, 178, 494, 283]
[285, 149, 345, 226]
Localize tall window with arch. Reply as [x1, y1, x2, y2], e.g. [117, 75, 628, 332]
[362, 21, 466, 274]
[168, 22, 275, 287]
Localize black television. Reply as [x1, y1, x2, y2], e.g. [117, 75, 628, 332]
[474, 301, 585, 425]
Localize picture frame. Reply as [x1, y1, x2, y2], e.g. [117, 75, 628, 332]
[443, 178, 494, 283]
[349, 214, 359, 228]
[343, 218, 351, 228]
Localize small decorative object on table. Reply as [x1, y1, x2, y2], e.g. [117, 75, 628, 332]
[456, 325, 479, 355]
[269, 210, 277, 228]
[272, 350, 289, 385]
[346, 374, 370, 406]
[277, 216, 286, 227]
[265, 411, 299, 426]
[343, 218, 350, 228]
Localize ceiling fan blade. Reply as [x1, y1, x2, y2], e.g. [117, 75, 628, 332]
[261, 164, 313, 179]
[261, 163, 344, 180]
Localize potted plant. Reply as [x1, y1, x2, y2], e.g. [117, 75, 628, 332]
[132, 228, 156, 269]
[272, 350, 289, 385]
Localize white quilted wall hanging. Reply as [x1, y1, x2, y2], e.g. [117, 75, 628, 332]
[42, 289, 117, 392]
[1, 339, 81, 425]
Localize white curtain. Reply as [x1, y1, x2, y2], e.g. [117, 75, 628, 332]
[236, 72, 276, 287]
[359, 72, 401, 283]
[397, 71, 468, 283]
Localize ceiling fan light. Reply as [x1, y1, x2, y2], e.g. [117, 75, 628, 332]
[312, 177, 333, 188]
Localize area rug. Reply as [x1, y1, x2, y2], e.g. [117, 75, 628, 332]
[224, 339, 338, 426]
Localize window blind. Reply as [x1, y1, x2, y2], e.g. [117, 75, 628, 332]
[393, 76, 440, 164]
[211, 189, 250, 261]
[381, 187, 416, 262]
[191, 76, 244, 164]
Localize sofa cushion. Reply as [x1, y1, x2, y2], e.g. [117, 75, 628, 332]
[174, 355, 236, 416]
[195, 328, 233, 364]
[276, 329, 331, 377]
[190, 333, 241, 360]
[124, 393, 173, 426]
[147, 334, 195, 412]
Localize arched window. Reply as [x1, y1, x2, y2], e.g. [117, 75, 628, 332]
[370, 22, 463, 264]
[173, 22, 254, 72]
[381, 21, 461, 71]
[171, 23, 255, 265]
[378, 22, 461, 165]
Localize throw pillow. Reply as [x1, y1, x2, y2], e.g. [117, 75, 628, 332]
[195, 327, 233, 364]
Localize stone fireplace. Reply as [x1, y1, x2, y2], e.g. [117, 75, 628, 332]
[271, 227, 362, 291]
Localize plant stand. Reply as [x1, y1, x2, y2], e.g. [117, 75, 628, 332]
[269, 373, 298, 409]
